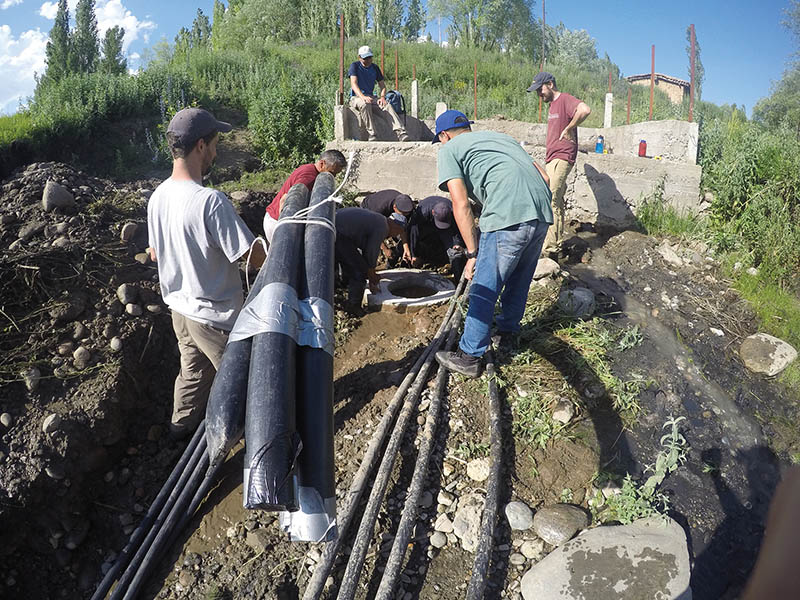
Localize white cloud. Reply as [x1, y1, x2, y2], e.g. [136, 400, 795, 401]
[0, 24, 47, 114]
[1, 0, 24, 10]
[39, 0, 76, 19]
[95, 0, 156, 53]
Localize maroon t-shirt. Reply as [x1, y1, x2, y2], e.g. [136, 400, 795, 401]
[265, 163, 319, 219]
[545, 92, 582, 165]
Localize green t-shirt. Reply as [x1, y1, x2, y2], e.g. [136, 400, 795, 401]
[437, 130, 553, 232]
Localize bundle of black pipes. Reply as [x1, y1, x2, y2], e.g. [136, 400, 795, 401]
[302, 277, 469, 600]
[93, 184, 311, 600]
[281, 171, 338, 541]
[243, 182, 310, 511]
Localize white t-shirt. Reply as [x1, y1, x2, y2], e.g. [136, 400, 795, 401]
[147, 178, 255, 330]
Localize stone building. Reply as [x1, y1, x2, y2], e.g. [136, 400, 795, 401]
[626, 73, 690, 105]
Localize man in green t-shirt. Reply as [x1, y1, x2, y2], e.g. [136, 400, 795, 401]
[433, 110, 553, 377]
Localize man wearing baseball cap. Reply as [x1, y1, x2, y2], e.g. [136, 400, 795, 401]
[527, 72, 591, 257]
[362, 189, 415, 265]
[348, 45, 410, 142]
[147, 107, 265, 439]
[432, 110, 553, 377]
[406, 196, 466, 280]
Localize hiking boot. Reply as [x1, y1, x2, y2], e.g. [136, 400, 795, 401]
[343, 299, 366, 318]
[436, 349, 483, 378]
[491, 329, 516, 349]
[169, 422, 191, 441]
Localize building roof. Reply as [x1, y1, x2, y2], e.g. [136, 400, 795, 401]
[625, 73, 690, 88]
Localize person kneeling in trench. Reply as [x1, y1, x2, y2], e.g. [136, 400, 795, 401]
[147, 108, 265, 439]
[334, 207, 407, 316]
[432, 110, 552, 378]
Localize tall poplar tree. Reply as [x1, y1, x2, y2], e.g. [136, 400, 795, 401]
[685, 26, 704, 101]
[404, 0, 426, 41]
[73, 0, 100, 73]
[99, 26, 127, 75]
[43, 0, 71, 85]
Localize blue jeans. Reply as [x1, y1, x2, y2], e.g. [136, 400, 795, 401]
[459, 219, 549, 357]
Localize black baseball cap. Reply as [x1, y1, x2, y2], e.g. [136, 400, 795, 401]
[431, 201, 453, 229]
[526, 72, 555, 93]
[393, 193, 414, 213]
[167, 108, 232, 146]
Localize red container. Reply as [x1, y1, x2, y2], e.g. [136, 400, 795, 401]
[638, 140, 647, 157]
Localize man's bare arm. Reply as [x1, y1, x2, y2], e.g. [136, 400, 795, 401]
[446, 178, 478, 279]
[559, 102, 592, 141]
[350, 75, 372, 103]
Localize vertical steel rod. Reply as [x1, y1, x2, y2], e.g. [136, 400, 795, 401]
[649, 44, 655, 120]
[689, 24, 696, 122]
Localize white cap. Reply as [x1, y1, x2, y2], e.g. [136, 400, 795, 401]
[358, 45, 373, 58]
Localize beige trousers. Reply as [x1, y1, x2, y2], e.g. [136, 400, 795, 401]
[544, 158, 574, 253]
[349, 96, 408, 141]
[171, 311, 229, 429]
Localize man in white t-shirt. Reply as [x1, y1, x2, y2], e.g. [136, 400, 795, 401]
[147, 107, 266, 439]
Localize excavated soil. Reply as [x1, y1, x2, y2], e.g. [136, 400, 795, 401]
[0, 160, 796, 600]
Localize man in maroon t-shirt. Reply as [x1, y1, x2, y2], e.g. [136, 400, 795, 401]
[262, 149, 347, 244]
[527, 72, 591, 255]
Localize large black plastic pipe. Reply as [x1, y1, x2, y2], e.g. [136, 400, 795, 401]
[283, 172, 338, 541]
[243, 183, 309, 511]
[302, 277, 467, 600]
[466, 349, 502, 600]
[205, 256, 273, 469]
[92, 422, 206, 600]
[107, 423, 208, 600]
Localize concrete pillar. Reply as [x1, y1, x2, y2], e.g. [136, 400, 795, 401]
[435, 102, 448, 119]
[411, 80, 419, 118]
[604, 93, 613, 129]
[334, 105, 346, 142]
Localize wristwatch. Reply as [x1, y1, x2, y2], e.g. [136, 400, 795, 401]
[465, 250, 478, 259]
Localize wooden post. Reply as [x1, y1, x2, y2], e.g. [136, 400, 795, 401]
[689, 24, 696, 122]
[627, 87, 631, 124]
[381, 40, 385, 75]
[474, 62, 478, 121]
[338, 14, 344, 105]
[395, 48, 398, 90]
[649, 45, 655, 120]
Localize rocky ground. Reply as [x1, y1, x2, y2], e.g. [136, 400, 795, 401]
[0, 158, 797, 600]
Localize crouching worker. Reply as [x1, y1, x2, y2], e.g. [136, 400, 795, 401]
[335, 207, 407, 316]
[263, 149, 347, 246]
[407, 195, 467, 280]
[147, 108, 266, 439]
[432, 110, 552, 378]
[362, 188, 415, 265]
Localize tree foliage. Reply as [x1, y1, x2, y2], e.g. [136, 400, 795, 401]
[43, 0, 72, 85]
[685, 26, 704, 101]
[403, 0, 425, 41]
[99, 26, 127, 75]
[73, 0, 100, 73]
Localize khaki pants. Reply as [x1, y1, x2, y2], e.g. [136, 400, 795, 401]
[544, 158, 574, 254]
[171, 311, 229, 430]
[349, 96, 409, 141]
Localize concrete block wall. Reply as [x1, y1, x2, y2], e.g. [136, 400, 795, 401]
[328, 118, 702, 230]
[334, 105, 435, 143]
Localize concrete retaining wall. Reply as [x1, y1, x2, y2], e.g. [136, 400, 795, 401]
[329, 118, 702, 229]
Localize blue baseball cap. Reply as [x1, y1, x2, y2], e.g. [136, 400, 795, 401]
[432, 110, 474, 144]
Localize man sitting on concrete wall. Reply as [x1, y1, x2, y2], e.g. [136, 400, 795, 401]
[335, 207, 407, 316]
[362, 188, 414, 265]
[263, 150, 346, 246]
[348, 45, 410, 142]
[527, 72, 591, 257]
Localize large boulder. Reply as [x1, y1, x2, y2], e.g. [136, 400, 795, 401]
[557, 287, 596, 318]
[42, 181, 75, 212]
[740, 333, 797, 377]
[521, 517, 692, 600]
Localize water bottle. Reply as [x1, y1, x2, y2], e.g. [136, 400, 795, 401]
[595, 135, 604, 153]
[638, 139, 647, 157]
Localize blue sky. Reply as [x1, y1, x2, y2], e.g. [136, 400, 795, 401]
[0, 0, 795, 116]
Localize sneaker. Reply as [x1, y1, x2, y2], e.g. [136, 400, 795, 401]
[168, 422, 191, 441]
[436, 349, 483, 378]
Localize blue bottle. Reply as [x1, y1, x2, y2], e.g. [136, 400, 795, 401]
[595, 135, 604, 153]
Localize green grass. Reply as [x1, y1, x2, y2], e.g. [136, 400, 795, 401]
[730, 268, 800, 392]
[215, 168, 290, 194]
[636, 178, 708, 241]
[0, 112, 35, 145]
